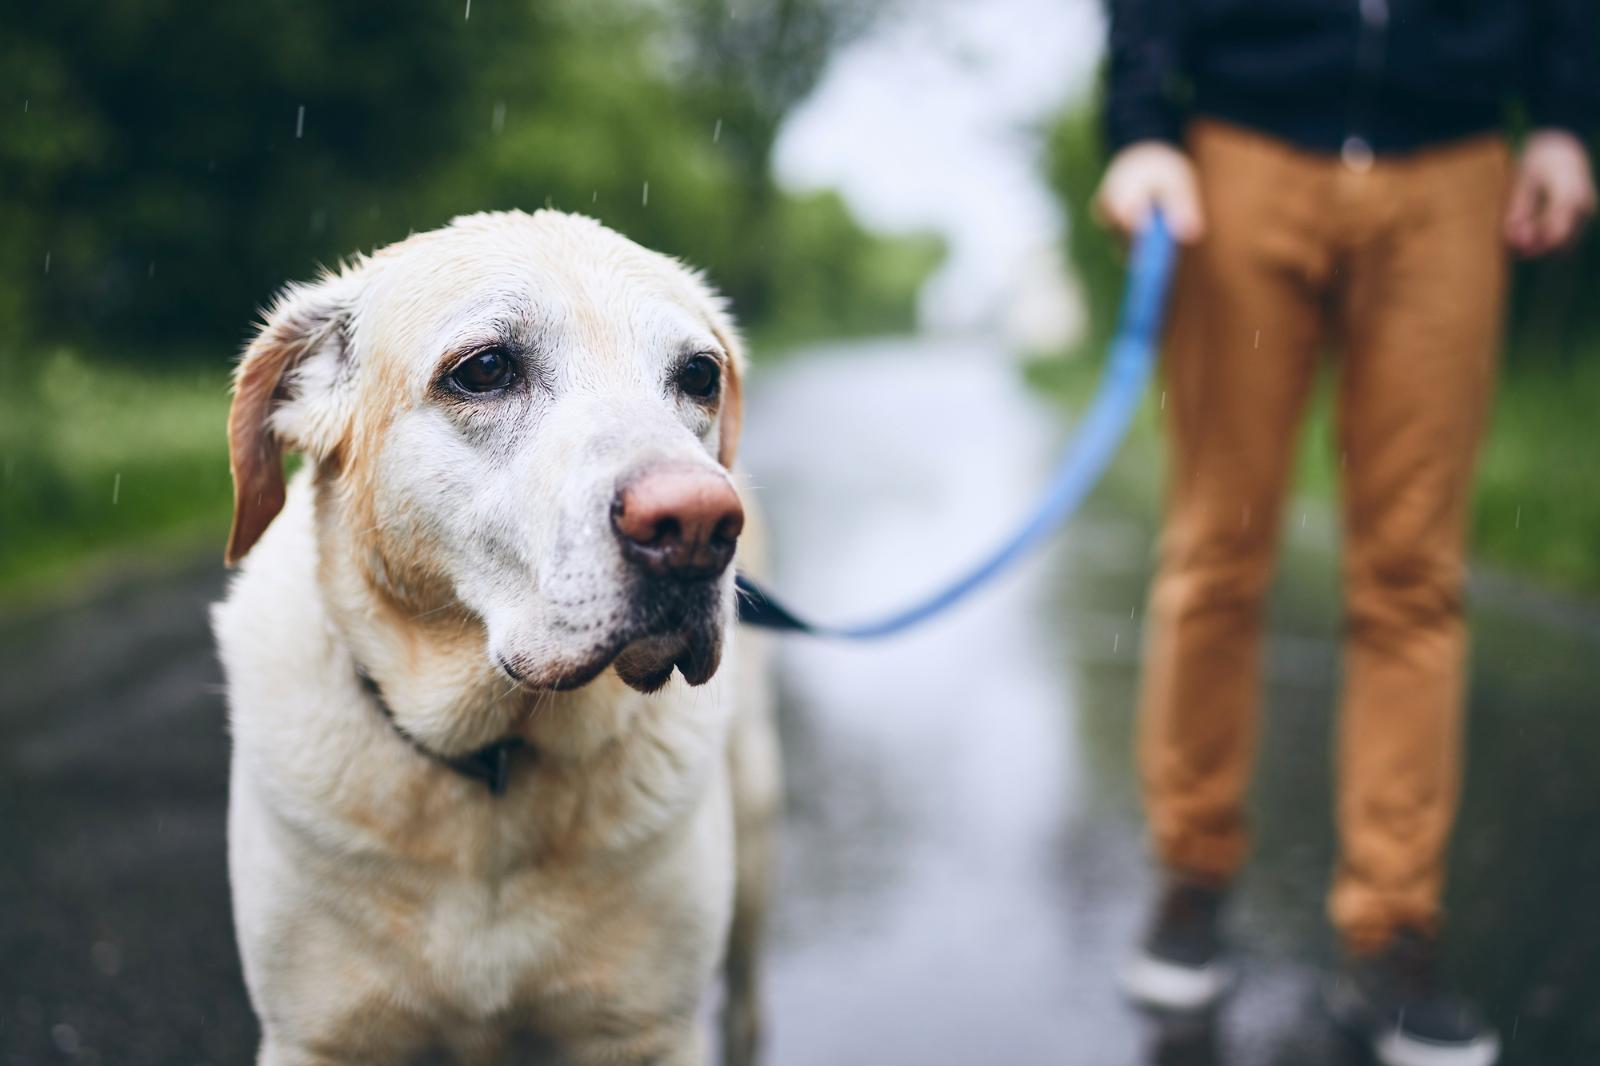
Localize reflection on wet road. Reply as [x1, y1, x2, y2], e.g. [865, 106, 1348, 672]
[744, 338, 1600, 1066]
[2, 336, 1598, 1064]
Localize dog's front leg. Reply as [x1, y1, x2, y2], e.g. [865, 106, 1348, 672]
[567, 1022, 708, 1066]
[255, 1037, 341, 1066]
[720, 695, 780, 1066]
[253, 1014, 437, 1066]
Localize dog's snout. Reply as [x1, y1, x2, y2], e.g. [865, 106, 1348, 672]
[612, 466, 744, 580]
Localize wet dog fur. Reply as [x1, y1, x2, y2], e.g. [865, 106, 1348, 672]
[212, 211, 779, 1066]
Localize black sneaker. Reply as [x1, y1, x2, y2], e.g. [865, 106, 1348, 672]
[1120, 876, 1235, 1012]
[1324, 927, 1500, 1066]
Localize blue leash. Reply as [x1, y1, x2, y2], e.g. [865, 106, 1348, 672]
[736, 214, 1178, 639]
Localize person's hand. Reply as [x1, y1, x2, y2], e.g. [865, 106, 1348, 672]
[1094, 141, 1206, 243]
[1505, 129, 1597, 257]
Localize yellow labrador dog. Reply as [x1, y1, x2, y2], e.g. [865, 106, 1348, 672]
[212, 211, 779, 1066]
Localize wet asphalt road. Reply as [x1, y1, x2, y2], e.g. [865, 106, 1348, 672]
[4, 336, 1600, 1065]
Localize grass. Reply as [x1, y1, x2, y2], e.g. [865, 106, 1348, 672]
[1471, 359, 1600, 592]
[1025, 347, 1600, 598]
[0, 351, 234, 604]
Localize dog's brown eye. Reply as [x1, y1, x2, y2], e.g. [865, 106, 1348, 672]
[677, 355, 720, 400]
[451, 348, 514, 393]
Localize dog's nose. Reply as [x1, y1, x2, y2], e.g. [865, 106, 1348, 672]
[612, 466, 745, 580]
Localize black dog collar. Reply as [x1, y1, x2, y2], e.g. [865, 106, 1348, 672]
[356, 668, 530, 797]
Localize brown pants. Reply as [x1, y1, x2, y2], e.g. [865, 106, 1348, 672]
[1138, 120, 1510, 953]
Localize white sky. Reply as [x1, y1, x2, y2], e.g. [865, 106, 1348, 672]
[774, 0, 1106, 338]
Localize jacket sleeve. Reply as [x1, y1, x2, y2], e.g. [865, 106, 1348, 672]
[1526, 0, 1598, 135]
[1103, 0, 1186, 152]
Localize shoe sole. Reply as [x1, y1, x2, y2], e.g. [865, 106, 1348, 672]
[1322, 976, 1500, 1066]
[1119, 950, 1235, 1013]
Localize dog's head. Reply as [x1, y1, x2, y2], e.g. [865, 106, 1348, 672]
[226, 210, 746, 693]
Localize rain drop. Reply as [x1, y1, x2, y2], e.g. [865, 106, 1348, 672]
[642, 181, 650, 207]
[713, 118, 722, 143]
[295, 105, 305, 139]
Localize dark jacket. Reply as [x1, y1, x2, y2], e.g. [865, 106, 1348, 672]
[1105, 0, 1598, 156]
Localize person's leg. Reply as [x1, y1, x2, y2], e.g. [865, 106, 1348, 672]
[1138, 122, 1335, 885]
[1328, 136, 1511, 954]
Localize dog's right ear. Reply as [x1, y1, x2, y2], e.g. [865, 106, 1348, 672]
[225, 275, 358, 566]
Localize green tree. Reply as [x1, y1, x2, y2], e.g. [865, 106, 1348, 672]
[1, 0, 496, 353]
[0, 0, 925, 365]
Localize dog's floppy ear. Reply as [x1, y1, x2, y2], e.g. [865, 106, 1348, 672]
[225, 274, 358, 565]
[710, 320, 745, 470]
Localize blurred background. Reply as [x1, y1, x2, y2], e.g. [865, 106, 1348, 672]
[4, 0, 1600, 602]
[3, 1, 1599, 1064]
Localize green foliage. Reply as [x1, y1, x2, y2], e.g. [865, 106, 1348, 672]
[0, 353, 232, 598]
[761, 190, 945, 344]
[1472, 359, 1600, 591]
[0, 0, 936, 362]
[1043, 102, 1123, 359]
[2, 0, 482, 351]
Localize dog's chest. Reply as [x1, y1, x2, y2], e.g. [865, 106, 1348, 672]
[373, 793, 722, 1029]
[410, 871, 569, 1016]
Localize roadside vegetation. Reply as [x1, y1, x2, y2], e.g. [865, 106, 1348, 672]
[1036, 106, 1600, 597]
[0, 355, 233, 598]
[0, 0, 941, 603]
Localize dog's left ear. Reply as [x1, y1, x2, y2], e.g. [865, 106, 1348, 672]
[225, 273, 358, 565]
[710, 320, 745, 470]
